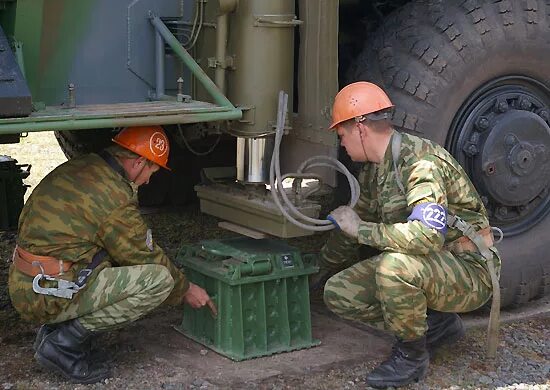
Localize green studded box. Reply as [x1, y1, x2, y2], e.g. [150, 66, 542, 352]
[175, 237, 320, 361]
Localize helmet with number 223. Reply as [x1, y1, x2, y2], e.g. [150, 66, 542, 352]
[112, 126, 171, 170]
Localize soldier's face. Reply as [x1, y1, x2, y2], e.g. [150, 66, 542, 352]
[337, 122, 367, 162]
[131, 158, 161, 186]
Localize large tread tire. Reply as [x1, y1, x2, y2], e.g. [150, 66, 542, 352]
[55, 129, 114, 159]
[350, 0, 550, 307]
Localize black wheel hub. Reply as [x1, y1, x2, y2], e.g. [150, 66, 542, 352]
[449, 76, 550, 236]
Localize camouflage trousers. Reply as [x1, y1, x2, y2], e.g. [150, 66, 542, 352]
[49, 264, 174, 332]
[323, 250, 493, 340]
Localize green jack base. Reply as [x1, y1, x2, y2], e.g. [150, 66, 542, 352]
[175, 237, 320, 361]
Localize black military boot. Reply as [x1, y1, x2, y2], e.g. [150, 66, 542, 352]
[426, 309, 465, 355]
[33, 324, 57, 351]
[33, 323, 114, 363]
[366, 337, 429, 388]
[34, 319, 111, 384]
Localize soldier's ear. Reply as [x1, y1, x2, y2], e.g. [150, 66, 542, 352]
[135, 157, 147, 167]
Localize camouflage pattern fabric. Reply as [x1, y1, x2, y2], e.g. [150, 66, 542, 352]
[322, 131, 501, 340]
[49, 264, 175, 331]
[9, 153, 189, 326]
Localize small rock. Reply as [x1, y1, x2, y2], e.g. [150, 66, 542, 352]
[478, 375, 493, 385]
[2, 384, 14, 390]
[200, 380, 214, 389]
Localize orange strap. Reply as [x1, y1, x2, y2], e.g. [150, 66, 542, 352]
[444, 227, 494, 254]
[12, 245, 71, 277]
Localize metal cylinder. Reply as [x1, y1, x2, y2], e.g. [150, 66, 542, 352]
[228, 0, 298, 183]
[155, 30, 165, 98]
[227, 0, 298, 137]
[236, 136, 274, 183]
[215, 14, 228, 93]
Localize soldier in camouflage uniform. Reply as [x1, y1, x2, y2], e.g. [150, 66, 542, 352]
[8, 126, 215, 384]
[322, 82, 501, 388]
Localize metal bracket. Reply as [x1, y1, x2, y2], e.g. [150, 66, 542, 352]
[208, 55, 236, 70]
[237, 105, 256, 125]
[254, 14, 303, 28]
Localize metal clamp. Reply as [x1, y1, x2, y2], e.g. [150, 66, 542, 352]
[32, 274, 82, 299]
[254, 15, 303, 28]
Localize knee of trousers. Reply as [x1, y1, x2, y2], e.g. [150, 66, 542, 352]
[323, 273, 353, 315]
[139, 264, 175, 300]
[375, 252, 421, 289]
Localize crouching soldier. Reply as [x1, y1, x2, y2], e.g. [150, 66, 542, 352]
[9, 126, 215, 384]
[319, 82, 501, 388]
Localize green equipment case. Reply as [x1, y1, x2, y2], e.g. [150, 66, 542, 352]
[176, 237, 320, 361]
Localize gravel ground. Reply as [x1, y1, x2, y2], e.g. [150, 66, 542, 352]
[0, 132, 548, 389]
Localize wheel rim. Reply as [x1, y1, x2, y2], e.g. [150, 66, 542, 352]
[448, 76, 550, 236]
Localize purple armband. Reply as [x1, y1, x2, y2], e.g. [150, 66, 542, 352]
[407, 202, 448, 235]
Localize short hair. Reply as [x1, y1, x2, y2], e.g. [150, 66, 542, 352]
[104, 144, 140, 159]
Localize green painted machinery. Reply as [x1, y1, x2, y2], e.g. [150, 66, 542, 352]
[176, 237, 319, 361]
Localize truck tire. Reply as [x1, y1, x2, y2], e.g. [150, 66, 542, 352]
[350, 0, 550, 307]
[54, 129, 114, 159]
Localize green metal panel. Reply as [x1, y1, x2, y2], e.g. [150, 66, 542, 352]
[175, 237, 320, 361]
[13, 0, 95, 103]
[0, 1, 17, 35]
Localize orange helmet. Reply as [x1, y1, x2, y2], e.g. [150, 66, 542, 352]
[112, 126, 171, 170]
[329, 82, 394, 129]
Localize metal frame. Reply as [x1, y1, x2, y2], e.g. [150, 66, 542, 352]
[0, 12, 241, 135]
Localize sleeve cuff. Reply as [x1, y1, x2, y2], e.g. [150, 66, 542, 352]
[357, 221, 376, 246]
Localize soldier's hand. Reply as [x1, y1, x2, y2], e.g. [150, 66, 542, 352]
[328, 206, 361, 238]
[183, 282, 218, 317]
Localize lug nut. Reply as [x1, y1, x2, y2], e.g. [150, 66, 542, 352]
[496, 100, 509, 113]
[519, 98, 532, 110]
[476, 117, 489, 130]
[536, 109, 549, 122]
[497, 207, 508, 217]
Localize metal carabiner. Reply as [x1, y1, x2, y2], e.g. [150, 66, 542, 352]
[32, 274, 81, 299]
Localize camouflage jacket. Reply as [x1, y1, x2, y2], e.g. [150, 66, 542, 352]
[321, 131, 500, 273]
[9, 153, 189, 323]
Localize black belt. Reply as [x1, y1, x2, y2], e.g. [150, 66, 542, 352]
[75, 249, 108, 287]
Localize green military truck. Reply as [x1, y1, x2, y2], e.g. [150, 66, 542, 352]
[0, 0, 548, 308]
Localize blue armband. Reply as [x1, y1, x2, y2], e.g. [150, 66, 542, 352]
[407, 202, 448, 235]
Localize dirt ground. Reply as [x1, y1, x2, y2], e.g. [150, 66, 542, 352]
[0, 132, 549, 389]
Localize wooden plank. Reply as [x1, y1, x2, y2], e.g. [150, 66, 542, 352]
[218, 221, 268, 240]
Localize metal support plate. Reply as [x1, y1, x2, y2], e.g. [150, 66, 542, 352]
[0, 25, 32, 118]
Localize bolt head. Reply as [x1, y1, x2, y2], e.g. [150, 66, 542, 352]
[476, 117, 489, 129]
[496, 100, 508, 113]
[537, 109, 549, 122]
[519, 98, 532, 110]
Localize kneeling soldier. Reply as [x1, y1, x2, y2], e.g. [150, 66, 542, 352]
[320, 82, 501, 388]
[9, 126, 215, 384]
